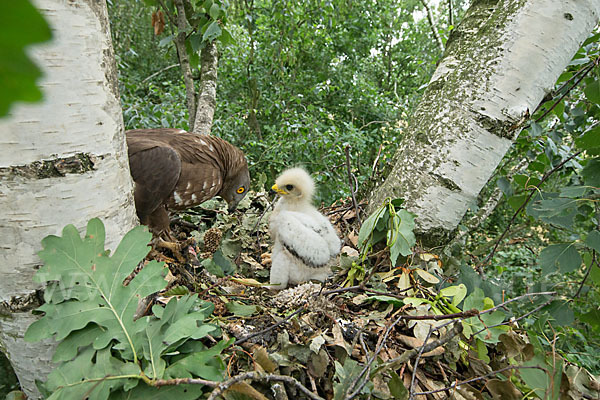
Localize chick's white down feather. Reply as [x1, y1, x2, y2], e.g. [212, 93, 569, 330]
[269, 168, 340, 289]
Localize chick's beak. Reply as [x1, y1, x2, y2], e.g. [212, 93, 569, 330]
[271, 184, 288, 195]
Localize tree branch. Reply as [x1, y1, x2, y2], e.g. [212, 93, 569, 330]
[207, 372, 324, 400]
[419, 0, 444, 52]
[479, 150, 583, 269]
[171, 0, 197, 130]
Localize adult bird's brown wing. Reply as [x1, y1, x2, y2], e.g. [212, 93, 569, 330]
[126, 134, 182, 226]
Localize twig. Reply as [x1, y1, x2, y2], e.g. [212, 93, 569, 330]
[383, 322, 463, 371]
[575, 201, 600, 297]
[207, 372, 324, 400]
[141, 63, 180, 83]
[402, 309, 479, 321]
[479, 150, 583, 269]
[535, 59, 598, 122]
[234, 306, 306, 346]
[477, 291, 556, 316]
[171, 0, 197, 129]
[412, 365, 548, 396]
[448, 158, 529, 253]
[154, 377, 218, 387]
[344, 313, 406, 400]
[344, 146, 362, 225]
[408, 326, 434, 400]
[320, 284, 412, 300]
[370, 143, 384, 180]
[250, 194, 276, 253]
[419, 0, 444, 52]
[470, 297, 555, 338]
[358, 120, 388, 131]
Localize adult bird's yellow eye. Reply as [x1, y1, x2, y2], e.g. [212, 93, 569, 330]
[237, 187, 245, 194]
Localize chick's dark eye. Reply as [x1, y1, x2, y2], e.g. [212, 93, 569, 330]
[285, 184, 294, 191]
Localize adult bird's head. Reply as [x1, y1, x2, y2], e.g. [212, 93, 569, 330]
[219, 159, 251, 212]
[271, 167, 315, 204]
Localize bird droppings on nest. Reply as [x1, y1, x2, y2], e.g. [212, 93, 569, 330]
[269, 282, 323, 309]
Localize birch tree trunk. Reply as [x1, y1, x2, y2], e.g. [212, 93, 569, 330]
[0, 1, 137, 397]
[369, 0, 600, 246]
[193, 40, 219, 135]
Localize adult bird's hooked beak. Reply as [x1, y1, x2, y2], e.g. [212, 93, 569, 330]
[271, 184, 288, 195]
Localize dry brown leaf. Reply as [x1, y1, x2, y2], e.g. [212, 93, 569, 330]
[331, 321, 352, 355]
[341, 245, 359, 257]
[260, 252, 272, 266]
[487, 379, 522, 400]
[348, 230, 359, 247]
[253, 346, 277, 373]
[151, 10, 165, 36]
[225, 382, 269, 400]
[241, 253, 264, 270]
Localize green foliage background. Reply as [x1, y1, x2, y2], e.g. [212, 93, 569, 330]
[108, 0, 451, 203]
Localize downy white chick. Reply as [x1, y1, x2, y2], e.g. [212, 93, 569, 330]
[269, 168, 340, 289]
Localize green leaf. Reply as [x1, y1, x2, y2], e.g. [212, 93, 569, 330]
[165, 339, 231, 381]
[514, 174, 540, 188]
[0, 0, 52, 116]
[202, 21, 222, 42]
[526, 193, 578, 229]
[158, 34, 175, 47]
[358, 205, 387, 249]
[111, 383, 205, 400]
[496, 177, 513, 197]
[585, 230, 600, 252]
[440, 284, 467, 306]
[45, 347, 139, 399]
[202, 258, 224, 277]
[582, 157, 600, 187]
[53, 325, 105, 362]
[225, 301, 257, 317]
[507, 194, 527, 211]
[218, 28, 235, 45]
[545, 300, 574, 326]
[163, 285, 190, 296]
[212, 249, 235, 275]
[27, 219, 163, 364]
[209, 3, 220, 19]
[387, 371, 408, 400]
[538, 243, 582, 275]
[584, 79, 600, 104]
[575, 126, 600, 151]
[333, 358, 372, 400]
[581, 309, 600, 331]
[462, 289, 507, 344]
[389, 210, 416, 266]
[366, 295, 404, 307]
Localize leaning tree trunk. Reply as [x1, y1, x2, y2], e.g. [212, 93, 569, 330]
[0, 0, 137, 398]
[369, 0, 600, 246]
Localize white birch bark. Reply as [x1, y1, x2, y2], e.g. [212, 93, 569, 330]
[0, 0, 137, 397]
[369, 0, 600, 245]
[193, 40, 219, 135]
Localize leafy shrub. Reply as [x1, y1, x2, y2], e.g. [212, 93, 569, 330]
[25, 219, 230, 399]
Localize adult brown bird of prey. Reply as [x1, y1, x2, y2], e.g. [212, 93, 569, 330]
[126, 128, 250, 236]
